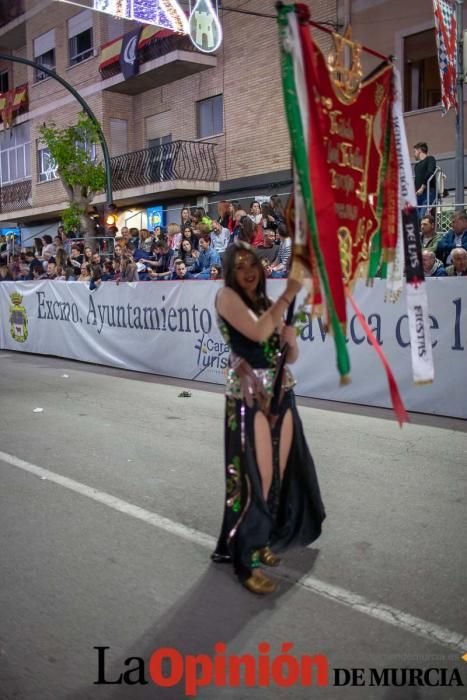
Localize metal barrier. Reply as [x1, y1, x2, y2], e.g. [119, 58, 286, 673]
[415, 200, 466, 234]
[71, 237, 115, 257]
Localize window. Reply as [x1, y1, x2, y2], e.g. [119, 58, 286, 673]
[0, 123, 31, 185]
[148, 135, 172, 149]
[0, 70, 8, 94]
[196, 95, 223, 139]
[110, 118, 128, 157]
[37, 146, 58, 182]
[404, 30, 441, 111]
[68, 9, 93, 66]
[33, 29, 55, 82]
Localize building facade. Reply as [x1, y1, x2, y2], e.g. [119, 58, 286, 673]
[0, 0, 465, 241]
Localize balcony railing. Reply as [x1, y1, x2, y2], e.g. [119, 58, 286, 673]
[0, 0, 25, 29]
[0, 179, 32, 213]
[111, 141, 218, 190]
[100, 30, 203, 80]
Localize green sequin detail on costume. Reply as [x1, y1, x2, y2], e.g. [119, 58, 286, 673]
[251, 550, 261, 569]
[261, 333, 280, 366]
[217, 317, 231, 345]
[226, 397, 237, 431]
[226, 455, 241, 512]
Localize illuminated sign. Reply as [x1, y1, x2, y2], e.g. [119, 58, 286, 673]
[92, 1, 189, 34]
[58, 1, 222, 53]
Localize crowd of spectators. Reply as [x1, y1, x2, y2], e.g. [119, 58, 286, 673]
[0, 197, 292, 287]
[1, 201, 466, 285]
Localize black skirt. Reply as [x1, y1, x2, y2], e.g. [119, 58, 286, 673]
[213, 389, 326, 581]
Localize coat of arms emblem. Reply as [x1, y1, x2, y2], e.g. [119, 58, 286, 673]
[9, 292, 28, 342]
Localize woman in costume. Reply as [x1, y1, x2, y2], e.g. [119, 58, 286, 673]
[212, 242, 325, 594]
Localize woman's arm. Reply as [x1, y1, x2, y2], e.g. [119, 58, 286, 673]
[216, 281, 301, 343]
[281, 325, 299, 364]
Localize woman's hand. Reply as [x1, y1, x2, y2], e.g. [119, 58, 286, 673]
[285, 277, 302, 299]
[281, 325, 297, 347]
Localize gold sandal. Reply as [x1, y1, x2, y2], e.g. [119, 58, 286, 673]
[243, 569, 277, 595]
[259, 546, 281, 567]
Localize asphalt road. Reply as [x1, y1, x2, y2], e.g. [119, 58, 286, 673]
[0, 351, 466, 700]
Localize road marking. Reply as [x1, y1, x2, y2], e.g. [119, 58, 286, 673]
[1, 449, 465, 654]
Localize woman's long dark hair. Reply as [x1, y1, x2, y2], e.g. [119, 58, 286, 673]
[222, 241, 270, 314]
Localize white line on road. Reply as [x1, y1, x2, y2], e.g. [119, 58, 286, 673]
[1, 449, 465, 655]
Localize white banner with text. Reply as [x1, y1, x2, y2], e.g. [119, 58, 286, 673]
[0, 279, 465, 418]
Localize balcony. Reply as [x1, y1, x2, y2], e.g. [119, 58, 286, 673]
[106, 140, 218, 205]
[0, 0, 26, 48]
[100, 28, 216, 95]
[0, 179, 32, 214]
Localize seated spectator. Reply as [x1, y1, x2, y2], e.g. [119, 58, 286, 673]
[181, 206, 192, 231]
[42, 234, 56, 261]
[34, 237, 44, 258]
[170, 259, 193, 280]
[0, 265, 13, 281]
[258, 228, 277, 251]
[194, 206, 212, 228]
[192, 233, 220, 277]
[101, 260, 115, 281]
[139, 228, 154, 253]
[181, 225, 198, 250]
[260, 257, 285, 278]
[120, 254, 139, 282]
[65, 265, 78, 281]
[45, 258, 58, 279]
[167, 222, 182, 252]
[89, 264, 103, 290]
[236, 215, 262, 248]
[91, 251, 102, 266]
[422, 250, 447, 277]
[420, 215, 443, 253]
[179, 239, 198, 270]
[271, 223, 292, 274]
[436, 211, 467, 264]
[261, 202, 278, 231]
[83, 246, 93, 266]
[249, 201, 262, 225]
[229, 209, 247, 245]
[113, 242, 123, 263]
[56, 247, 68, 271]
[69, 244, 83, 270]
[218, 200, 234, 232]
[269, 195, 285, 225]
[78, 263, 92, 282]
[139, 238, 174, 274]
[30, 260, 46, 280]
[446, 248, 467, 276]
[210, 264, 222, 280]
[210, 220, 229, 253]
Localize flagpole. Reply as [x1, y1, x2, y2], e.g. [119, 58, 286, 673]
[455, 0, 465, 210]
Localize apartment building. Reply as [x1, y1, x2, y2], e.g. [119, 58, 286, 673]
[0, 0, 465, 242]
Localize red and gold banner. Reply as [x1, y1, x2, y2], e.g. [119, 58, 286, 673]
[302, 30, 394, 287]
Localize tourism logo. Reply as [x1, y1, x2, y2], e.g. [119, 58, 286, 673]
[9, 291, 28, 343]
[194, 332, 229, 378]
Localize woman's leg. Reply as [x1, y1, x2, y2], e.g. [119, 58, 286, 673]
[279, 408, 294, 480]
[254, 410, 274, 500]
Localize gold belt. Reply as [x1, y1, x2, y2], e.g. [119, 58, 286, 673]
[225, 366, 296, 400]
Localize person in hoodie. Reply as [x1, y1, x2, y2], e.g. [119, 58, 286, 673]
[422, 250, 447, 277]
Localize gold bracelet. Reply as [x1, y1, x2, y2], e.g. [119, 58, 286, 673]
[280, 294, 293, 306]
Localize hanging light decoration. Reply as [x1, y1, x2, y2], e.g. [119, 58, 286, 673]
[188, 0, 223, 53]
[59, 1, 222, 52]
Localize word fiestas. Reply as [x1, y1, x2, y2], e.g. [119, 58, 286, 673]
[94, 645, 463, 696]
